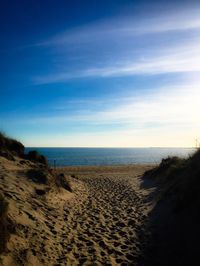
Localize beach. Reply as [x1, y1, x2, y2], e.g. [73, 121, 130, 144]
[56, 164, 154, 265]
[2, 137, 200, 266]
[0, 155, 154, 265]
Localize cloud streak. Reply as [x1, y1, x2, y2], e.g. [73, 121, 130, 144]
[14, 81, 200, 129]
[39, 7, 200, 46]
[34, 40, 200, 84]
[32, 5, 200, 85]
[3, 78, 200, 147]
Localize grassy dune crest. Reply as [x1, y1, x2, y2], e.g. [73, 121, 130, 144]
[0, 132, 47, 165]
[141, 148, 200, 266]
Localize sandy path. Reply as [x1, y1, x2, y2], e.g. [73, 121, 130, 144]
[0, 158, 153, 266]
[57, 165, 153, 265]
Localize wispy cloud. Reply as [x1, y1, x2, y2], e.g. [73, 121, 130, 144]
[34, 40, 200, 84]
[38, 7, 200, 46]
[7, 80, 200, 147]
[15, 80, 200, 128]
[32, 5, 200, 85]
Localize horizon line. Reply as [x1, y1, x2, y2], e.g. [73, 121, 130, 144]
[25, 146, 196, 149]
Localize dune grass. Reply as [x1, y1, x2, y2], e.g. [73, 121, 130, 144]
[0, 131, 47, 165]
[140, 149, 200, 266]
[0, 131, 24, 157]
[26, 150, 47, 165]
[143, 148, 200, 208]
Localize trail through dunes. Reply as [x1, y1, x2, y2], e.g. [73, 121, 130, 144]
[58, 166, 153, 265]
[0, 157, 153, 266]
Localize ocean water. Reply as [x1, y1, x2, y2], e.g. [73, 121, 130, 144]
[25, 147, 195, 167]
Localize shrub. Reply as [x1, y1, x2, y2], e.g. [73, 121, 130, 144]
[27, 169, 49, 184]
[143, 156, 185, 182]
[0, 132, 48, 166]
[0, 151, 15, 161]
[0, 132, 6, 148]
[143, 149, 200, 208]
[0, 132, 24, 157]
[26, 150, 47, 165]
[7, 139, 24, 156]
[189, 148, 200, 167]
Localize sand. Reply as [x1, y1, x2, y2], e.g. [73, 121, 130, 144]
[0, 156, 154, 265]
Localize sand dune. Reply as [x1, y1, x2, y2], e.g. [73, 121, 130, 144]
[0, 156, 153, 265]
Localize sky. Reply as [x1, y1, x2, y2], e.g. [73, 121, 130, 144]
[0, 0, 200, 147]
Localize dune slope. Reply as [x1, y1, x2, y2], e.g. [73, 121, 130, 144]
[140, 149, 200, 266]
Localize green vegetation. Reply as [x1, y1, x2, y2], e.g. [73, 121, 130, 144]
[0, 131, 47, 165]
[27, 169, 49, 184]
[144, 149, 200, 208]
[144, 156, 187, 182]
[0, 131, 24, 159]
[26, 150, 47, 165]
[141, 149, 200, 266]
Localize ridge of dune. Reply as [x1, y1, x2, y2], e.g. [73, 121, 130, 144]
[140, 149, 200, 266]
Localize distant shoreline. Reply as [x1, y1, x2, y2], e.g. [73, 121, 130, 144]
[25, 147, 195, 167]
[56, 164, 156, 175]
[26, 146, 195, 149]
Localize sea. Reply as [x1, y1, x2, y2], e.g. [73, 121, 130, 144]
[25, 147, 195, 167]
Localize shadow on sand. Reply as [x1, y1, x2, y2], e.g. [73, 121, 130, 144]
[138, 152, 200, 266]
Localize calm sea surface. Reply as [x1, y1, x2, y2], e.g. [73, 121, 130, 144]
[25, 147, 195, 167]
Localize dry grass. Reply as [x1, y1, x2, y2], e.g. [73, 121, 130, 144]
[25, 150, 47, 165]
[0, 131, 48, 166]
[143, 149, 200, 206]
[140, 149, 200, 266]
[145, 156, 187, 202]
[27, 168, 50, 184]
[0, 132, 24, 157]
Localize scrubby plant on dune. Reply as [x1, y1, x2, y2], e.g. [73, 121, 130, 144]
[0, 131, 48, 166]
[25, 150, 47, 165]
[143, 148, 200, 208]
[0, 132, 24, 157]
[143, 156, 186, 182]
[140, 149, 200, 266]
[27, 168, 50, 184]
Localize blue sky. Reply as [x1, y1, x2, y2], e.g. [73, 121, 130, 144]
[0, 0, 200, 147]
